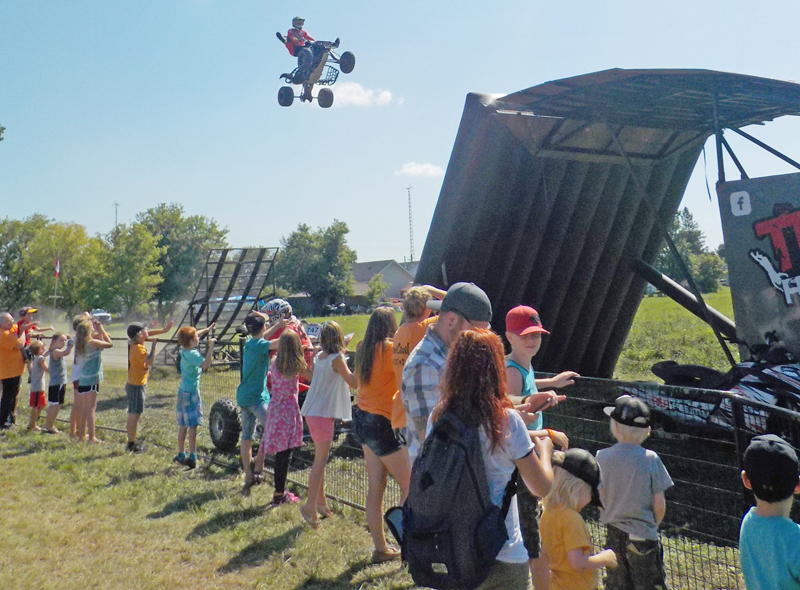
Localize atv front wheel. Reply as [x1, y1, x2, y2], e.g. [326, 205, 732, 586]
[339, 51, 355, 74]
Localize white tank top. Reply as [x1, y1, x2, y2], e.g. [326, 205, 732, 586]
[300, 351, 352, 420]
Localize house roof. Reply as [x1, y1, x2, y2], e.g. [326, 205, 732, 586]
[351, 260, 396, 283]
[415, 69, 800, 377]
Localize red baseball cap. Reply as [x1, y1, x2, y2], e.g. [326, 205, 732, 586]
[505, 305, 549, 336]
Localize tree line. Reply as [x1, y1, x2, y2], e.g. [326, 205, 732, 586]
[654, 207, 726, 293]
[0, 207, 364, 320]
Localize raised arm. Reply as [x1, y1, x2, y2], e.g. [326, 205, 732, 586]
[196, 322, 215, 338]
[147, 320, 175, 337]
[145, 339, 158, 368]
[201, 338, 216, 370]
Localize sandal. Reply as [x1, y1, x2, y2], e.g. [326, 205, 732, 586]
[371, 546, 401, 564]
[271, 491, 299, 506]
[316, 505, 334, 518]
[253, 471, 265, 485]
[298, 504, 321, 529]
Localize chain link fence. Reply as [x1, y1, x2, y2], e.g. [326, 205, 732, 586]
[85, 341, 800, 590]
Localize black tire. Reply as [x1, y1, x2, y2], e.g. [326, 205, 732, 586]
[278, 86, 294, 107]
[339, 51, 355, 74]
[208, 398, 241, 452]
[318, 88, 334, 108]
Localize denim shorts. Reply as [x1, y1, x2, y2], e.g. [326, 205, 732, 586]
[240, 403, 268, 441]
[352, 407, 401, 457]
[125, 383, 146, 415]
[176, 389, 203, 428]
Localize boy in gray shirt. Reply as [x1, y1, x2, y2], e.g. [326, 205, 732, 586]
[596, 395, 674, 590]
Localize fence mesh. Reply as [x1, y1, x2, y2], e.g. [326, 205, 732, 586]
[87, 340, 800, 590]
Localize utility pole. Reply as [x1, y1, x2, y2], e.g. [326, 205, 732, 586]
[114, 202, 119, 227]
[406, 186, 415, 262]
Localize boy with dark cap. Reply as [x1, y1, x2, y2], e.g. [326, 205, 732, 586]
[124, 320, 173, 453]
[740, 434, 800, 589]
[596, 395, 673, 590]
[238, 311, 284, 491]
[541, 448, 617, 590]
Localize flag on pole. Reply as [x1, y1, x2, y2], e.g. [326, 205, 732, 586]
[54, 258, 60, 278]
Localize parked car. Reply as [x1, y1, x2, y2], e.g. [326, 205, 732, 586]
[90, 309, 112, 324]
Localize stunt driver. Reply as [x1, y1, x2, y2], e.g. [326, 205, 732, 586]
[277, 17, 338, 83]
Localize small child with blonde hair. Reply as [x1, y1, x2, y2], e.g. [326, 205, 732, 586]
[596, 395, 673, 590]
[26, 340, 47, 431]
[540, 448, 617, 590]
[174, 325, 215, 469]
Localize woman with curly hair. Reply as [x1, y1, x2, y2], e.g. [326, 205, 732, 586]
[430, 328, 555, 590]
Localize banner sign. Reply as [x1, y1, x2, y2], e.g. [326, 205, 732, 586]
[717, 172, 800, 359]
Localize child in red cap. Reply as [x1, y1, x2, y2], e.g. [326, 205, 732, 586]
[505, 305, 580, 589]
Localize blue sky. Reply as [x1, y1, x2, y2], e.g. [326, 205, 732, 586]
[2, 1, 800, 262]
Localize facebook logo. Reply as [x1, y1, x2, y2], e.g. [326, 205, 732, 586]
[731, 191, 751, 216]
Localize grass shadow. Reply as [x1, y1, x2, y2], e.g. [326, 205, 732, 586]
[95, 396, 127, 412]
[289, 558, 408, 590]
[217, 525, 303, 574]
[106, 469, 163, 487]
[147, 490, 221, 519]
[187, 505, 272, 540]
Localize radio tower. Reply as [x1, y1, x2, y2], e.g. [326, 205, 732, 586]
[406, 186, 415, 262]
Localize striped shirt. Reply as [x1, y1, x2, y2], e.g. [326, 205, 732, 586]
[401, 326, 449, 462]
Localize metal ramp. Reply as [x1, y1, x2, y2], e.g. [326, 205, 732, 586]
[164, 247, 279, 366]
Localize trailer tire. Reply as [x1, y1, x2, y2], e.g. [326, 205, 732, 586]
[209, 398, 241, 452]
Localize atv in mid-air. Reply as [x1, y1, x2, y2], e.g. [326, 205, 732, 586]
[276, 36, 355, 108]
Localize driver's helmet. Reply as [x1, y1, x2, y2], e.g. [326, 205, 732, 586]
[292, 16, 304, 29]
[264, 298, 292, 322]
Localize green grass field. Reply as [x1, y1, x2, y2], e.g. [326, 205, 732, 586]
[614, 287, 737, 381]
[0, 289, 748, 589]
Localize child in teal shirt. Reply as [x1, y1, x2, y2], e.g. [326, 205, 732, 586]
[173, 324, 215, 469]
[238, 312, 284, 491]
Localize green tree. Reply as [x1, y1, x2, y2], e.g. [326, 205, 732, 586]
[0, 124, 5, 142]
[654, 207, 725, 293]
[0, 215, 50, 310]
[136, 203, 228, 321]
[95, 223, 164, 315]
[277, 220, 357, 312]
[365, 273, 388, 307]
[26, 222, 106, 316]
[692, 253, 726, 294]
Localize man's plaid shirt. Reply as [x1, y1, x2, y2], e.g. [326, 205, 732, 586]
[401, 326, 449, 462]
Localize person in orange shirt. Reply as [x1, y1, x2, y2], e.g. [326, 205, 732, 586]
[124, 320, 174, 453]
[353, 307, 410, 563]
[390, 285, 446, 441]
[0, 311, 32, 430]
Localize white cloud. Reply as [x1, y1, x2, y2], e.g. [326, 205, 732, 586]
[333, 82, 396, 107]
[394, 162, 445, 178]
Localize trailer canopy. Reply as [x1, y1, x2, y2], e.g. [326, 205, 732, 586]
[415, 68, 800, 377]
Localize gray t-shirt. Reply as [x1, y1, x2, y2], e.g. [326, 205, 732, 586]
[596, 442, 674, 540]
[48, 351, 67, 386]
[30, 354, 46, 392]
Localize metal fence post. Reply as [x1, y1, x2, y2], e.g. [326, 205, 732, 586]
[730, 396, 754, 513]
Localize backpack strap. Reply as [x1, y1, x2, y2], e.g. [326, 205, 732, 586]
[501, 468, 518, 518]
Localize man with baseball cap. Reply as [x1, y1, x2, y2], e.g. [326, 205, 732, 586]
[739, 434, 800, 589]
[401, 282, 492, 462]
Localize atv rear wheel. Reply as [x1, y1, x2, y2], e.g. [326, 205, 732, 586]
[339, 51, 355, 74]
[318, 88, 334, 108]
[278, 86, 294, 107]
[208, 398, 241, 452]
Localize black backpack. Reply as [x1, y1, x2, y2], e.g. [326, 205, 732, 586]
[397, 411, 516, 590]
